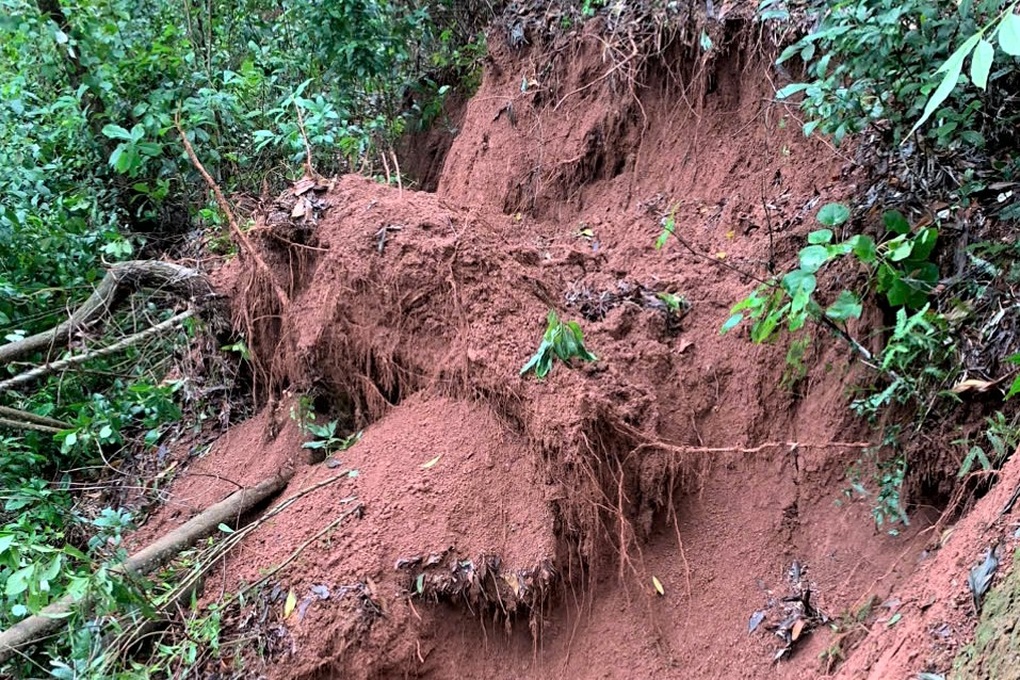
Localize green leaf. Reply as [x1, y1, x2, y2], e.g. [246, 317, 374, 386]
[5, 565, 33, 598]
[889, 238, 914, 262]
[817, 203, 850, 227]
[883, 210, 911, 235]
[101, 124, 133, 141]
[970, 39, 994, 89]
[1006, 374, 1020, 399]
[776, 83, 810, 99]
[655, 229, 670, 249]
[798, 245, 831, 273]
[720, 313, 744, 334]
[825, 291, 862, 321]
[998, 12, 1020, 56]
[847, 235, 877, 264]
[807, 229, 833, 244]
[911, 228, 938, 260]
[908, 33, 982, 138]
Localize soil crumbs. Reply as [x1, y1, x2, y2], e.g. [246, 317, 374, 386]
[133, 15, 1020, 680]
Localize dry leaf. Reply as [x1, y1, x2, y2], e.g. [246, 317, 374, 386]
[293, 178, 316, 196]
[284, 588, 297, 618]
[502, 573, 521, 597]
[652, 575, 665, 596]
[715, 251, 727, 260]
[790, 618, 805, 641]
[950, 378, 998, 394]
[291, 199, 307, 218]
[676, 338, 693, 354]
[420, 455, 442, 469]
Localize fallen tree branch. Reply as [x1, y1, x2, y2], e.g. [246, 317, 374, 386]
[0, 406, 70, 430]
[0, 468, 293, 664]
[0, 261, 219, 368]
[0, 310, 195, 394]
[0, 417, 61, 435]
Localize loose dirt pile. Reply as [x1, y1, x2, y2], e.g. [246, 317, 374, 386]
[139, 12, 1020, 680]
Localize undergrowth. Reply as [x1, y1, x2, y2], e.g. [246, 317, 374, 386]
[730, 0, 1020, 534]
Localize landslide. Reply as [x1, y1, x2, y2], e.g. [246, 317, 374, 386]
[137, 8, 998, 680]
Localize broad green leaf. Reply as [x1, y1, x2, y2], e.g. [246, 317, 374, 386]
[847, 235, 877, 264]
[817, 203, 850, 227]
[970, 39, 994, 89]
[908, 33, 982, 138]
[720, 313, 743, 334]
[883, 210, 911, 235]
[798, 245, 831, 273]
[101, 124, 133, 141]
[5, 565, 33, 597]
[889, 238, 914, 262]
[999, 12, 1020, 56]
[807, 229, 833, 244]
[0, 534, 13, 555]
[825, 290, 862, 321]
[911, 228, 938, 260]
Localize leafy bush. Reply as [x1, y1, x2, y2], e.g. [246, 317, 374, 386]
[773, 0, 1020, 147]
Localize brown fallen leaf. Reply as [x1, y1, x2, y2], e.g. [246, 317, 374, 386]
[293, 178, 316, 196]
[291, 199, 307, 218]
[790, 618, 805, 641]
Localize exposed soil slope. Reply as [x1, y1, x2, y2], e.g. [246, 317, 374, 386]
[137, 14, 1020, 680]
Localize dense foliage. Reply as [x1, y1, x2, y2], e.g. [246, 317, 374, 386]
[0, 0, 485, 673]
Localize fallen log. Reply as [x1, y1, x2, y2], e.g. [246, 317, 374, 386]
[0, 261, 221, 368]
[0, 467, 293, 665]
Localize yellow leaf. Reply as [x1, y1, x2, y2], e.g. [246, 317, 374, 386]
[284, 589, 297, 618]
[725, 230, 735, 240]
[715, 251, 727, 260]
[652, 575, 665, 596]
[421, 455, 442, 469]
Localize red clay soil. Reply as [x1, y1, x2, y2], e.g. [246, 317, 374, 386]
[135, 16, 1017, 680]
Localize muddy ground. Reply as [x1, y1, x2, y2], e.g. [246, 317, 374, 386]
[136, 15, 1020, 680]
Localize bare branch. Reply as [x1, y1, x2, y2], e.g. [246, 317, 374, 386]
[0, 406, 70, 430]
[175, 121, 290, 308]
[0, 311, 195, 394]
[0, 261, 219, 368]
